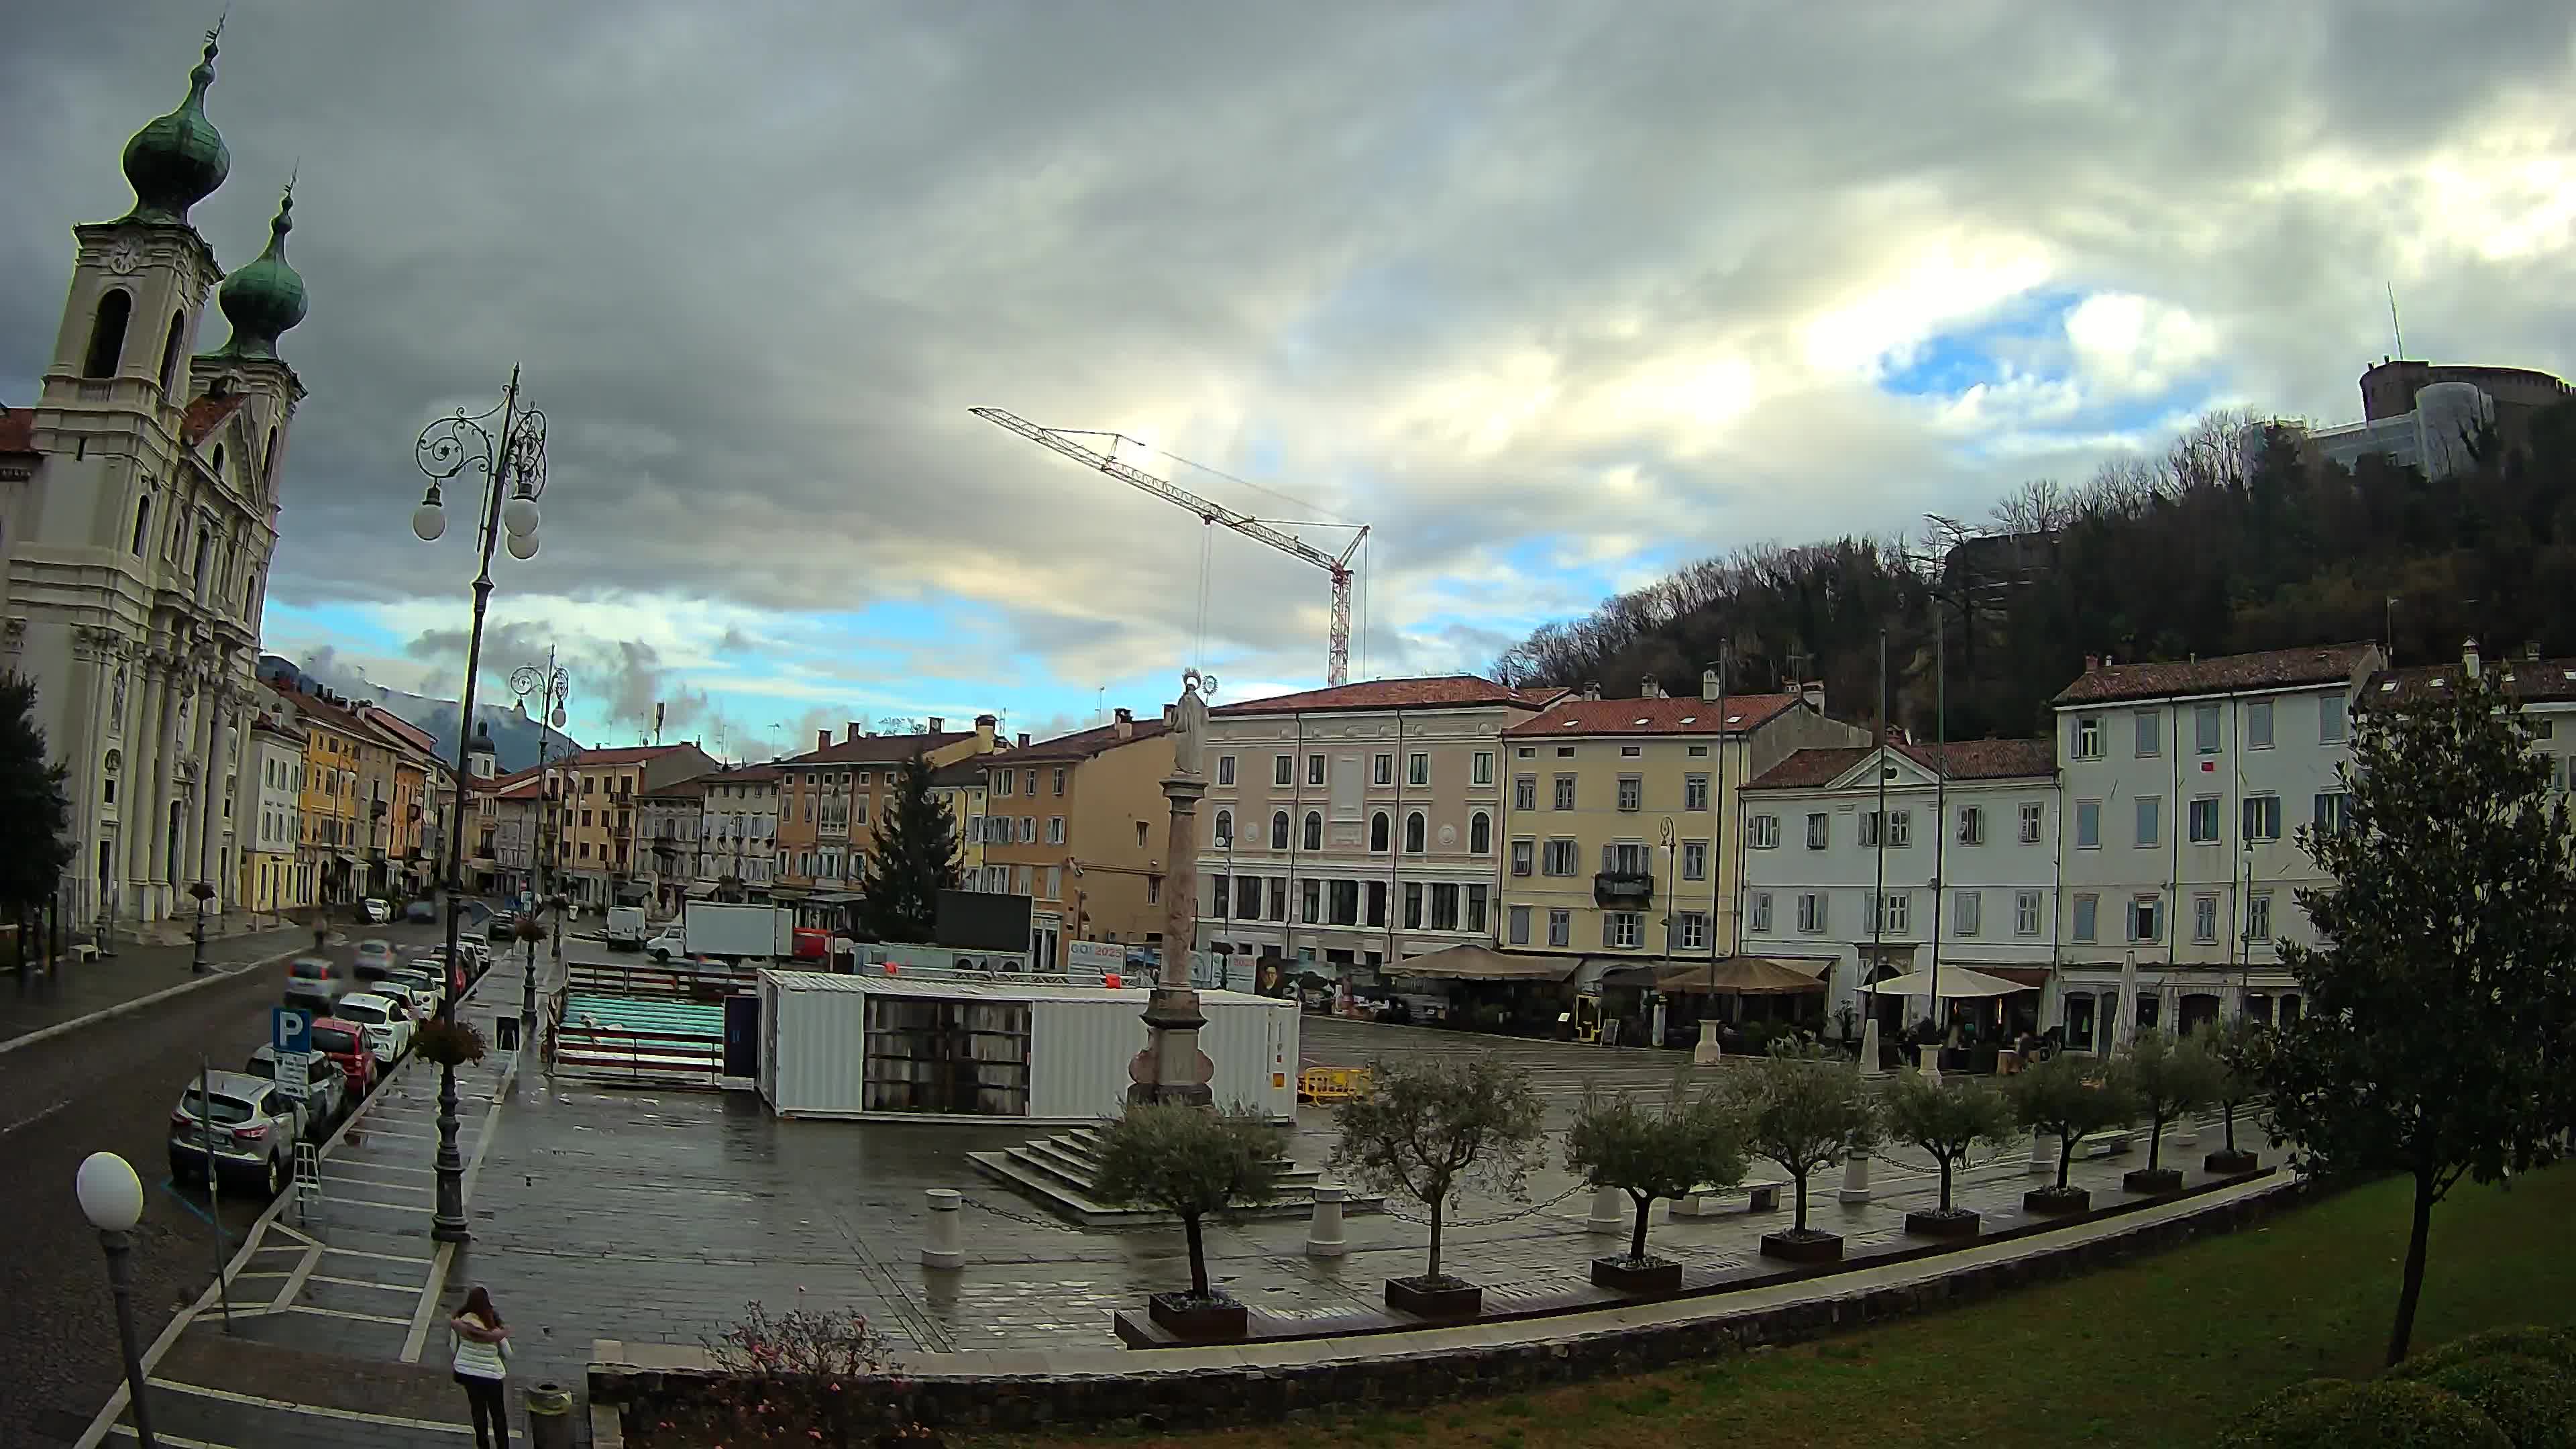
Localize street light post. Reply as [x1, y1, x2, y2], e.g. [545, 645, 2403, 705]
[76, 1152, 157, 1448]
[510, 653, 570, 1040]
[412, 368, 549, 1244]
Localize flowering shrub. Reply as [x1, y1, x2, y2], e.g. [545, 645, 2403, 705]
[635, 1298, 936, 1448]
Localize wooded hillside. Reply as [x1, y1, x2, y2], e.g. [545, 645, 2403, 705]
[1490, 402, 2576, 741]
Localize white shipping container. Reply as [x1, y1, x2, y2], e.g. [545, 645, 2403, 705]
[758, 970, 1296, 1122]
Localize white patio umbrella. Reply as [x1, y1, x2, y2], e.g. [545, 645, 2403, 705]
[1860, 965, 2025, 999]
[2112, 951, 2140, 1055]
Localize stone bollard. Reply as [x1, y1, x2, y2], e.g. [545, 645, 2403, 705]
[1917, 1043, 1943, 1084]
[1858, 1018, 1882, 1076]
[920, 1188, 965, 1269]
[1837, 1149, 1872, 1205]
[1305, 1183, 1348, 1258]
[523, 1381, 575, 1449]
[2176, 1114, 2201, 1148]
[1694, 1018, 1723, 1066]
[1587, 1185, 1626, 1233]
[2027, 1129, 2057, 1175]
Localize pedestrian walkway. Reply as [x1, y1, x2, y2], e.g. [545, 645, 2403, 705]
[1, 924, 316, 1049]
[78, 943, 540, 1449]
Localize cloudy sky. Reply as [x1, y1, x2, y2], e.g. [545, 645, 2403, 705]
[8, 3, 2573, 757]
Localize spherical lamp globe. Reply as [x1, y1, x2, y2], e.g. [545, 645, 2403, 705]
[76, 1151, 144, 1232]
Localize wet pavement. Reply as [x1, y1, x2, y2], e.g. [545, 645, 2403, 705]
[76, 936, 2260, 1446]
[1, 921, 317, 1049]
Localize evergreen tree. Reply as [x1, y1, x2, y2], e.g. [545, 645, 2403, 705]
[2261, 663, 2576, 1366]
[0, 674, 75, 972]
[856, 753, 959, 943]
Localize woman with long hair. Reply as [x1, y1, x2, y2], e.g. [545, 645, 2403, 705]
[449, 1284, 513, 1447]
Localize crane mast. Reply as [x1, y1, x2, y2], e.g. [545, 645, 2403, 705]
[971, 407, 1368, 686]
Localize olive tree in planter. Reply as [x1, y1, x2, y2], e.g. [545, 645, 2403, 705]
[2203, 1016, 2272, 1174]
[1564, 1085, 1747, 1293]
[1877, 1069, 2017, 1238]
[1330, 1055, 1546, 1318]
[1092, 1103, 1282, 1340]
[2009, 1051, 2137, 1214]
[2122, 1028, 2225, 1193]
[1737, 1042, 1876, 1264]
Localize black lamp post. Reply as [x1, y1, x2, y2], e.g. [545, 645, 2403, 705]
[510, 655, 569, 1040]
[411, 368, 549, 1244]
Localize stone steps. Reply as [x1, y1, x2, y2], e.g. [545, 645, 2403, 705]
[967, 1126, 1379, 1228]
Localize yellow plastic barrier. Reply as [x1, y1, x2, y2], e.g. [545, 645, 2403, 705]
[1297, 1065, 1375, 1103]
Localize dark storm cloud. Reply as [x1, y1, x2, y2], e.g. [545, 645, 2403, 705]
[8, 1, 2575, 694]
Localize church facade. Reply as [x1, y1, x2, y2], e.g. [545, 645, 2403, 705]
[0, 28, 310, 928]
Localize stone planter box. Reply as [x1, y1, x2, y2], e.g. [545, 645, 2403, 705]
[1758, 1230, 1843, 1264]
[2023, 1185, 2091, 1215]
[2204, 1148, 2261, 1175]
[1589, 1256, 1684, 1295]
[1903, 1208, 1982, 1238]
[2122, 1167, 2184, 1195]
[1383, 1275, 1482, 1318]
[1146, 1291, 1247, 1340]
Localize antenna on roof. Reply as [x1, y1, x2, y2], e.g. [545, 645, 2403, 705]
[2387, 282, 2404, 358]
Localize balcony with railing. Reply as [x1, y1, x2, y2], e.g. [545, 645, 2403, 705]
[1593, 871, 1654, 907]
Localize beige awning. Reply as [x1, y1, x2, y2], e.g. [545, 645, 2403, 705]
[1663, 955, 1831, 995]
[1389, 944, 1581, 982]
[1863, 965, 2028, 999]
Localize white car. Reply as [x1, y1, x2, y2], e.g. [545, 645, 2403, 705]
[333, 992, 415, 1070]
[645, 928, 688, 962]
[374, 980, 433, 1024]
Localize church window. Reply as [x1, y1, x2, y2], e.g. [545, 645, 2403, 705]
[264, 427, 280, 488]
[84, 290, 132, 378]
[158, 313, 185, 392]
[211, 445, 225, 482]
[129, 495, 152, 555]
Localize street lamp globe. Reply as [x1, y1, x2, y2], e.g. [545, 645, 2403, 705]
[411, 489, 447, 543]
[501, 493, 541, 539]
[504, 529, 540, 561]
[76, 1151, 144, 1232]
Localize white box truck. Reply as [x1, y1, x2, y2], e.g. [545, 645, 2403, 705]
[605, 906, 648, 951]
[676, 902, 794, 963]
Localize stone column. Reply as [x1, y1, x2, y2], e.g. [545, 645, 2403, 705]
[1127, 676, 1216, 1109]
[150, 663, 188, 906]
[127, 660, 164, 890]
[195, 688, 230, 908]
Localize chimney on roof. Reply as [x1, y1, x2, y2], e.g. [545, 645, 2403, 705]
[2462, 637, 2481, 680]
[1113, 706, 1133, 739]
[816, 729, 830, 752]
[847, 721, 864, 742]
[2084, 654, 2100, 674]
[2526, 641, 2543, 661]
[1802, 682, 1825, 714]
[1582, 680, 1602, 701]
[1701, 669, 1721, 702]
[928, 716, 944, 733]
[1640, 676, 1660, 699]
[1017, 731, 1030, 748]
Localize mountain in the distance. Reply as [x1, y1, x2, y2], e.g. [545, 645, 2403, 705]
[257, 655, 585, 773]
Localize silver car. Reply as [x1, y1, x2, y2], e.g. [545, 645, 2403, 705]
[168, 1071, 300, 1196]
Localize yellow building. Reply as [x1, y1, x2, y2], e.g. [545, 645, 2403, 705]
[268, 680, 368, 905]
[981, 710, 1175, 965]
[772, 715, 1001, 916]
[928, 758, 996, 892]
[552, 743, 719, 908]
[1496, 676, 1865, 965]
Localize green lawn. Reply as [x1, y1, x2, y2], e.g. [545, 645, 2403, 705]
[971, 1164, 2576, 1449]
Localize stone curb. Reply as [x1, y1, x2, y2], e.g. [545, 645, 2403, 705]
[0, 941, 306, 1057]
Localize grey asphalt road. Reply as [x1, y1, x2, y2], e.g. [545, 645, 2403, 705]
[0, 914, 466, 1448]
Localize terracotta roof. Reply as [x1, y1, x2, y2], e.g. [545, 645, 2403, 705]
[180, 392, 248, 447]
[0, 407, 33, 454]
[472, 765, 539, 796]
[928, 759, 990, 787]
[1005, 717, 1171, 763]
[1503, 693, 1804, 738]
[564, 744, 700, 767]
[773, 731, 972, 767]
[2366, 657, 2576, 707]
[1746, 739, 2056, 791]
[2052, 643, 2379, 706]
[1212, 675, 1562, 717]
[639, 777, 710, 800]
[266, 679, 372, 738]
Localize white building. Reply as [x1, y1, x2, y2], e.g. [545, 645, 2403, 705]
[1192, 676, 1559, 978]
[1738, 739, 2059, 1034]
[1, 32, 307, 926]
[2050, 643, 2383, 1051]
[241, 711, 305, 912]
[2367, 644, 2576, 790]
[697, 763, 782, 896]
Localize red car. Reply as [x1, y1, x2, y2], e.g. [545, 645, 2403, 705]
[307, 1016, 377, 1096]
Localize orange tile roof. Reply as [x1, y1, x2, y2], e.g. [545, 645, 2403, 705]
[564, 743, 700, 767]
[1503, 693, 1803, 737]
[1212, 675, 1561, 716]
[180, 391, 248, 447]
[0, 407, 32, 454]
[1747, 739, 2057, 791]
[2366, 657, 2576, 706]
[1005, 717, 1171, 763]
[773, 731, 973, 767]
[2053, 643, 2377, 706]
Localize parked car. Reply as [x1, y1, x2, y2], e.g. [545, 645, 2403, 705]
[373, 980, 433, 1025]
[403, 899, 437, 923]
[168, 1071, 300, 1195]
[361, 898, 392, 924]
[332, 992, 413, 1071]
[352, 938, 398, 982]
[242, 1045, 349, 1138]
[282, 957, 351, 1017]
[486, 910, 519, 941]
[606, 905, 648, 951]
[309, 1017, 377, 1096]
[387, 968, 443, 1013]
[645, 926, 687, 962]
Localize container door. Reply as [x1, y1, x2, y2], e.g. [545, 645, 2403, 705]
[724, 992, 761, 1079]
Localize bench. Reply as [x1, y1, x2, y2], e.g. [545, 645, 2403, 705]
[1671, 1179, 1788, 1217]
[70, 944, 99, 963]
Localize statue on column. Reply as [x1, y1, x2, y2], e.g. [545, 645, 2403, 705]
[1170, 667, 1213, 779]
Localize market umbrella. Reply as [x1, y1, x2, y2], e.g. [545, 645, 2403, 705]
[1859, 965, 2025, 999]
[2113, 952, 2140, 1055]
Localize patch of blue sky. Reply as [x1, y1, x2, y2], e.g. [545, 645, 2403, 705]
[260, 599, 407, 655]
[1876, 286, 2090, 397]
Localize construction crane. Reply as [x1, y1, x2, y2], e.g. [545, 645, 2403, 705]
[971, 407, 1371, 686]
